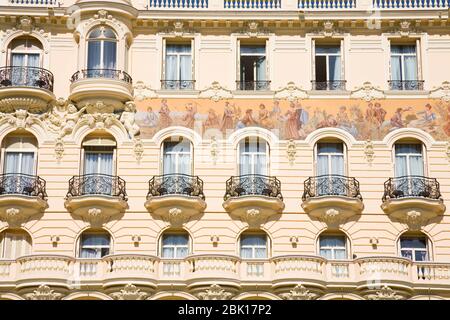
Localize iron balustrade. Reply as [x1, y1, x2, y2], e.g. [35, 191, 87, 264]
[147, 174, 205, 200]
[224, 174, 283, 201]
[70, 69, 132, 84]
[0, 66, 54, 91]
[382, 176, 441, 201]
[311, 80, 347, 91]
[302, 174, 362, 201]
[66, 174, 127, 201]
[0, 173, 47, 200]
[388, 80, 424, 91]
[161, 80, 196, 90]
[236, 81, 271, 91]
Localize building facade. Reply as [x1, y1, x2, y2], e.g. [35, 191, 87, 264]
[0, 0, 449, 300]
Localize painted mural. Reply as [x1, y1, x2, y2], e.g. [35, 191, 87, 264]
[134, 98, 450, 141]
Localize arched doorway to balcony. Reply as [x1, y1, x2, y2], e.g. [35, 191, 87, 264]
[0, 228, 32, 259]
[86, 26, 117, 78]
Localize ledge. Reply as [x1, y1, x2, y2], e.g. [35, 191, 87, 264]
[0, 195, 48, 225]
[223, 195, 284, 225]
[302, 195, 364, 224]
[144, 195, 206, 225]
[381, 197, 445, 226]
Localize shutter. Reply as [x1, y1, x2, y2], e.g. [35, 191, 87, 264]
[191, 38, 195, 84]
[416, 38, 422, 81]
[387, 39, 392, 81]
[265, 38, 269, 83]
[236, 38, 241, 87]
[162, 38, 167, 81]
[311, 38, 316, 81]
[340, 39, 345, 81]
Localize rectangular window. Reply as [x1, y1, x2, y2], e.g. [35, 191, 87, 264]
[161, 234, 189, 259]
[314, 44, 342, 90]
[239, 44, 267, 90]
[394, 144, 423, 177]
[79, 234, 110, 258]
[400, 237, 428, 262]
[0, 232, 31, 259]
[390, 44, 421, 90]
[164, 43, 193, 90]
[240, 234, 267, 259]
[319, 235, 347, 260]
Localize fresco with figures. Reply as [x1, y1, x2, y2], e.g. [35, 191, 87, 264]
[134, 98, 450, 141]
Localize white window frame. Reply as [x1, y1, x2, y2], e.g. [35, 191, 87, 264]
[1, 136, 37, 175]
[239, 233, 269, 259]
[314, 142, 347, 176]
[318, 234, 348, 260]
[239, 43, 267, 82]
[399, 236, 429, 262]
[394, 143, 424, 177]
[160, 232, 190, 259]
[7, 38, 42, 67]
[314, 44, 342, 82]
[86, 27, 118, 70]
[390, 43, 418, 81]
[161, 138, 193, 175]
[0, 230, 32, 259]
[78, 232, 111, 258]
[238, 137, 269, 176]
[164, 43, 193, 81]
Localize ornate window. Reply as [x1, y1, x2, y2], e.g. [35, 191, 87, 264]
[312, 40, 345, 90]
[318, 234, 348, 260]
[399, 234, 429, 262]
[163, 43, 193, 90]
[314, 141, 346, 196]
[0, 229, 31, 259]
[160, 232, 190, 259]
[87, 27, 117, 73]
[162, 137, 192, 175]
[8, 36, 42, 68]
[238, 137, 268, 176]
[394, 143, 424, 177]
[78, 231, 111, 258]
[239, 233, 268, 259]
[1, 134, 37, 176]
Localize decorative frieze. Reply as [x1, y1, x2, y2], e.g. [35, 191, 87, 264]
[351, 82, 385, 102]
[367, 286, 403, 300]
[110, 284, 149, 300]
[24, 285, 63, 300]
[197, 284, 233, 300]
[279, 284, 318, 300]
[199, 81, 233, 102]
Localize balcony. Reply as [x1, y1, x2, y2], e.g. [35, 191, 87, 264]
[224, 0, 282, 9]
[144, 174, 206, 225]
[69, 69, 133, 109]
[0, 174, 48, 225]
[185, 254, 241, 287]
[298, 0, 356, 8]
[148, 0, 209, 8]
[301, 175, 363, 224]
[381, 176, 445, 226]
[0, 66, 55, 113]
[223, 175, 284, 224]
[64, 174, 128, 225]
[311, 80, 346, 91]
[236, 81, 271, 91]
[161, 80, 196, 90]
[7, 0, 58, 5]
[388, 80, 424, 91]
[373, 0, 450, 9]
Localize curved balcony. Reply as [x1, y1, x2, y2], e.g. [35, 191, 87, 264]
[236, 80, 271, 91]
[272, 255, 326, 289]
[0, 174, 48, 225]
[0, 66, 55, 113]
[64, 174, 128, 224]
[388, 80, 424, 91]
[381, 176, 445, 226]
[311, 80, 346, 91]
[144, 174, 206, 224]
[301, 175, 363, 224]
[223, 175, 284, 224]
[161, 80, 196, 90]
[69, 69, 133, 109]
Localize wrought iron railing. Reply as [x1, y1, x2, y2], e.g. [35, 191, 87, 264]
[382, 176, 441, 201]
[161, 80, 196, 90]
[147, 174, 205, 200]
[0, 173, 47, 200]
[302, 175, 361, 201]
[311, 80, 347, 91]
[0, 66, 54, 91]
[70, 69, 132, 84]
[66, 174, 127, 201]
[224, 174, 283, 201]
[388, 80, 424, 91]
[236, 81, 271, 91]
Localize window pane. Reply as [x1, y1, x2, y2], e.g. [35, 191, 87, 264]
[319, 249, 332, 259]
[162, 234, 188, 246]
[240, 45, 265, 55]
[316, 45, 340, 54]
[318, 143, 343, 154]
[103, 41, 117, 70]
[241, 235, 266, 247]
[400, 249, 413, 260]
[415, 250, 428, 262]
[87, 41, 101, 70]
[162, 247, 174, 258]
[334, 249, 347, 260]
[400, 237, 427, 249]
[328, 56, 341, 81]
[81, 234, 110, 247]
[320, 235, 345, 248]
[395, 144, 422, 155]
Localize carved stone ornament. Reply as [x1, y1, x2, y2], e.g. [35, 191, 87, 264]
[245, 208, 262, 225]
[364, 139, 375, 165]
[286, 139, 297, 165]
[87, 207, 108, 226]
[274, 82, 308, 101]
[350, 82, 385, 102]
[429, 81, 450, 102]
[210, 137, 219, 164]
[0, 208, 22, 226]
[404, 210, 425, 230]
[323, 208, 341, 224]
[235, 21, 271, 38]
[167, 207, 186, 225]
[55, 138, 64, 162]
[279, 284, 318, 300]
[0, 109, 43, 129]
[197, 284, 233, 300]
[24, 285, 63, 300]
[367, 286, 403, 300]
[0, 97, 48, 114]
[133, 138, 144, 163]
[388, 20, 421, 37]
[121, 101, 140, 138]
[110, 284, 148, 300]
[133, 81, 158, 101]
[94, 10, 113, 23]
[199, 81, 233, 102]
[312, 21, 344, 37]
[17, 16, 33, 34]
[159, 21, 196, 37]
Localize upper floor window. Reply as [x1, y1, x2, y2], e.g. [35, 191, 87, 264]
[238, 43, 268, 90]
[316, 142, 345, 176]
[238, 137, 268, 176]
[390, 43, 422, 90]
[161, 232, 189, 259]
[162, 137, 192, 175]
[394, 143, 424, 177]
[8, 36, 42, 68]
[313, 43, 344, 90]
[319, 234, 348, 260]
[163, 43, 193, 90]
[78, 231, 111, 258]
[399, 235, 429, 262]
[87, 27, 117, 71]
[0, 229, 31, 259]
[1, 134, 37, 176]
[240, 233, 268, 259]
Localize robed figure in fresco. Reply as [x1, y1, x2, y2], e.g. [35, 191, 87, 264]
[158, 99, 172, 129]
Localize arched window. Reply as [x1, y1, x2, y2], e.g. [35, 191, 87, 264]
[318, 233, 348, 260]
[239, 232, 268, 259]
[399, 233, 429, 262]
[87, 27, 117, 73]
[162, 137, 192, 175]
[7, 37, 43, 87]
[238, 137, 268, 176]
[160, 232, 190, 259]
[78, 230, 111, 258]
[315, 140, 346, 196]
[81, 133, 116, 195]
[1, 133, 37, 176]
[0, 229, 32, 259]
[394, 142, 424, 177]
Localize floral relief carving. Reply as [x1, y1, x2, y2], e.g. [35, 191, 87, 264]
[210, 137, 219, 164]
[367, 286, 403, 300]
[323, 208, 340, 224]
[159, 21, 196, 37]
[197, 284, 233, 300]
[133, 138, 144, 163]
[274, 82, 308, 102]
[350, 82, 385, 102]
[430, 81, 450, 102]
[235, 21, 271, 38]
[133, 81, 158, 101]
[199, 81, 233, 102]
[0, 109, 43, 129]
[110, 284, 148, 300]
[364, 139, 375, 165]
[279, 284, 318, 300]
[286, 139, 297, 165]
[24, 285, 63, 300]
[168, 207, 186, 225]
[54, 138, 64, 162]
[0, 208, 23, 227]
